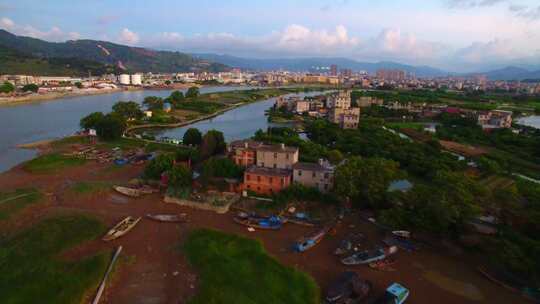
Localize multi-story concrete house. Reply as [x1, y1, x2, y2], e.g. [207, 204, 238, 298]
[328, 107, 360, 129]
[292, 159, 335, 192]
[256, 143, 299, 170]
[295, 100, 310, 114]
[326, 90, 352, 109]
[228, 139, 264, 167]
[243, 167, 292, 195]
[477, 110, 513, 129]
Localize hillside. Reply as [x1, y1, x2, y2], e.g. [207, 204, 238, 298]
[0, 45, 122, 76]
[480, 66, 540, 81]
[194, 53, 449, 78]
[0, 29, 229, 73]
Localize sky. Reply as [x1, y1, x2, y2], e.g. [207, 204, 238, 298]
[1, 0, 540, 72]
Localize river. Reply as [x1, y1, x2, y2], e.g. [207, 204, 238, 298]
[0, 86, 254, 173]
[143, 91, 326, 142]
[517, 115, 540, 129]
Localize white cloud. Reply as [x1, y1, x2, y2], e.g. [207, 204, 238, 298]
[118, 28, 139, 45]
[0, 16, 80, 41]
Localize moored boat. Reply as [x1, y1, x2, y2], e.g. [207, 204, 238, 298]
[392, 230, 411, 238]
[113, 186, 141, 198]
[146, 213, 187, 223]
[233, 213, 285, 230]
[341, 246, 398, 265]
[334, 233, 365, 255]
[294, 227, 329, 252]
[103, 216, 141, 241]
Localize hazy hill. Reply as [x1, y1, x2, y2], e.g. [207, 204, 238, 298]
[0, 29, 229, 73]
[479, 66, 540, 81]
[194, 53, 449, 78]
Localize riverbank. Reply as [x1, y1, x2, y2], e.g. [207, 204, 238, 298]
[0, 88, 126, 106]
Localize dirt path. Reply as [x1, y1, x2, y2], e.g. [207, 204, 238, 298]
[0, 163, 528, 304]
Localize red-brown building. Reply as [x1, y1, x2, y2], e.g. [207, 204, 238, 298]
[243, 166, 292, 195]
[228, 140, 264, 167]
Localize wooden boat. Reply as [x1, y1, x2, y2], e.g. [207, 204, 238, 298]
[369, 257, 397, 272]
[233, 213, 284, 230]
[341, 246, 398, 266]
[294, 227, 329, 252]
[113, 186, 141, 198]
[392, 230, 411, 238]
[103, 216, 141, 241]
[146, 213, 187, 223]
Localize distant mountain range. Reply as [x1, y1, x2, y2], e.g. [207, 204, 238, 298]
[0, 29, 228, 75]
[194, 53, 448, 78]
[195, 53, 540, 81]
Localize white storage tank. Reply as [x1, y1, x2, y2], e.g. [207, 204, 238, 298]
[131, 74, 142, 86]
[118, 74, 130, 85]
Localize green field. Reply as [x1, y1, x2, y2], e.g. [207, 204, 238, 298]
[184, 229, 320, 304]
[0, 215, 109, 304]
[24, 153, 86, 173]
[0, 188, 42, 220]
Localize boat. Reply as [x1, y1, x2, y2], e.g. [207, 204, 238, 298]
[334, 233, 365, 255]
[233, 213, 285, 230]
[369, 257, 397, 272]
[285, 212, 318, 227]
[373, 283, 409, 304]
[146, 214, 187, 223]
[325, 271, 372, 303]
[392, 230, 411, 238]
[294, 227, 329, 252]
[341, 246, 398, 266]
[103, 216, 141, 241]
[113, 186, 141, 198]
[383, 237, 418, 252]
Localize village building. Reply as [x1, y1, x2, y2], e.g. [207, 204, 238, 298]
[228, 140, 264, 167]
[326, 90, 352, 109]
[328, 107, 360, 129]
[477, 110, 513, 129]
[256, 143, 299, 170]
[356, 96, 384, 108]
[243, 167, 292, 195]
[292, 159, 335, 192]
[295, 100, 310, 114]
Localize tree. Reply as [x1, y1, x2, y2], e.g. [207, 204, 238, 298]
[183, 128, 202, 146]
[186, 86, 200, 98]
[167, 165, 192, 189]
[144, 154, 175, 180]
[80, 112, 105, 130]
[143, 96, 164, 110]
[74, 82, 83, 89]
[202, 157, 243, 180]
[327, 149, 344, 165]
[95, 113, 126, 140]
[201, 130, 226, 158]
[22, 84, 39, 93]
[334, 157, 405, 208]
[112, 101, 143, 120]
[0, 81, 15, 93]
[169, 90, 185, 104]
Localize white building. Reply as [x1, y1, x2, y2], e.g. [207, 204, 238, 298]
[130, 74, 142, 86]
[118, 74, 130, 85]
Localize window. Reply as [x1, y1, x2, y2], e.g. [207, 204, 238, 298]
[324, 173, 329, 179]
[298, 170, 302, 176]
[281, 178, 284, 186]
[273, 164, 277, 169]
[269, 177, 273, 183]
[246, 174, 250, 181]
[257, 176, 261, 182]
[257, 187, 260, 191]
[274, 153, 277, 159]
[312, 172, 316, 178]
[286, 153, 289, 159]
[324, 184, 328, 190]
[247, 185, 251, 189]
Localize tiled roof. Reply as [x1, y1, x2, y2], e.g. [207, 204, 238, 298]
[292, 162, 333, 172]
[256, 144, 299, 153]
[245, 166, 291, 177]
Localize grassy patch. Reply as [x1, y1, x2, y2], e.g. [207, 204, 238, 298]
[184, 229, 320, 304]
[385, 121, 427, 130]
[0, 215, 109, 304]
[0, 188, 42, 220]
[24, 153, 86, 173]
[69, 181, 112, 195]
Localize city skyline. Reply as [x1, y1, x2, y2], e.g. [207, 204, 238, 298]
[1, 0, 540, 72]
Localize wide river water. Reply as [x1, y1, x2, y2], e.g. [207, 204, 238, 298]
[0, 86, 324, 173]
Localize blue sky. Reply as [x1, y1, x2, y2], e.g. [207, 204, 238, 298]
[1, 0, 540, 71]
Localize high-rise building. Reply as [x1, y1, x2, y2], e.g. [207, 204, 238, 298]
[376, 69, 406, 81]
[330, 64, 338, 76]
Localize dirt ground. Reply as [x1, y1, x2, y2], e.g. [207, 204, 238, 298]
[0, 161, 528, 304]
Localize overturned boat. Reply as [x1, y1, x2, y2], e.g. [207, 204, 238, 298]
[341, 246, 398, 266]
[294, 227, 329, 252]
[146, 213, 187, 223]
[113, 186, 141, 198]
[103, 216, 141, 241]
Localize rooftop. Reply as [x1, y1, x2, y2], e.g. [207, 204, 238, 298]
[257, 143, 299, 153]
[292, 161, 334, 172]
